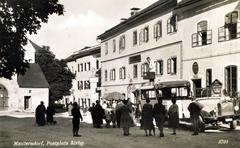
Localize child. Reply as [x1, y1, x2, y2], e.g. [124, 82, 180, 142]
[106, 111, 111, 128]
[111, 110, 117, 128]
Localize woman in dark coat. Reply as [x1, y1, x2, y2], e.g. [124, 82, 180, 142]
[46, 104, 56, 124]
[153, 98, 166, 137]
[141, 99, 154, 136]
[168, 98, 179, 135]
[35, 101, 46, 126]
[93, 100, 104, 128]
[120, 99, 132, 136]
[72, 102, 83, 137]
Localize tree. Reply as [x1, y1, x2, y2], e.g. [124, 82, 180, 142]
[0, 0, 64, 79]
[35, 46, 75, 104]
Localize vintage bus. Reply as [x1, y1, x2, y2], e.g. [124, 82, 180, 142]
[138, 80, 193, 120]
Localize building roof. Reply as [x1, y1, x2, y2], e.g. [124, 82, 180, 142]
[65, 44, 101, 62]
[97, 0, 176, 40]
[28, 39, 42, 52]
[17, 63, 49, 88]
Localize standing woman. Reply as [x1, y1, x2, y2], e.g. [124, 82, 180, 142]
[153, 98, 166, 137]
[94, 100, 104, 128]
[168, 98, 179, 135]
[141, 98, 154, 136]
[120, 100, 132, 136]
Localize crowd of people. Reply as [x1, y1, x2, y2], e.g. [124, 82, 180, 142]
[35, 97, 201, 137]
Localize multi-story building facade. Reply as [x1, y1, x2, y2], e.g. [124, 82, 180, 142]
[97, 0, 240, 105]
[64, 45, 101, 108]
[176, 0, 240, 98]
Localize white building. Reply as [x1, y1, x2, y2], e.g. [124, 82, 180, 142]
[97, 0, 240, 106]
[0, 40, 49, 111]
[64, 45, 101, 108]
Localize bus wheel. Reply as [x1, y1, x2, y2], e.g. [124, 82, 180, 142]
[230, 120, 237, 130]
[199, 116, 205, 132]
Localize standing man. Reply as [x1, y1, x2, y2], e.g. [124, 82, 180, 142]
[146, 57, 155, 72]
[72, 102, 83, 137]
[146, 57, 155, 85]
[188, 102, 201, 135]
[35, 101, 46, 126]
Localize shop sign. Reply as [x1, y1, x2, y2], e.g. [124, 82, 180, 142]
[211, 79, 222, 96]
[129, 55, 141, 64]
[192, 62, 199, 75]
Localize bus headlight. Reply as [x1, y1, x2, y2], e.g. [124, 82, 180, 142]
[234, 106, 239, 111]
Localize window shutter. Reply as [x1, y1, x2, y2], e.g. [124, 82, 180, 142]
[119, 68, 122, 79]
[159, 22, 162, 37]
[110, 70, 112, 80]
[123, 36, 125, 49]
[167, 18, 170, 33]
[123, 67, 126, 79]
[237, 22, 240, 38]
[141, 64, 144, 77]
[218, 26, 225, 42]
[167, 59, 171, 74]
[139, 29, 143, 45]
[192, 33, 198, 47]
[175, 15, 178, 32]
[154, 24, 157, 39]
[207, 29, 212, 44]
[160, 60, 163, 75]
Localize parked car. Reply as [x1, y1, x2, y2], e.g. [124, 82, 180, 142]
[196, 96, 240, 132]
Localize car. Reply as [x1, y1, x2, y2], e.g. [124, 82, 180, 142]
[196, 96, 240, 132]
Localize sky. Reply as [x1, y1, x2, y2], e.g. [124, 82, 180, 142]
[26, 0, 158, 59]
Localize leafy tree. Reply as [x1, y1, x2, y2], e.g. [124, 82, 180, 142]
[35, 46, 75, 104]
[0, 0, 64, 79]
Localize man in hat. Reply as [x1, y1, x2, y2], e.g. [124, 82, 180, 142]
[72, 102, 83, 137]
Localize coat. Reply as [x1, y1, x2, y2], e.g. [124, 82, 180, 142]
[120, 105, 132, 128]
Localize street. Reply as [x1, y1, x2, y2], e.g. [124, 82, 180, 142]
[0, 111, 240, 148]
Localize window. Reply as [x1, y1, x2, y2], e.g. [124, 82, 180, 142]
[192, 21, 212, 47]
[167, 57, 177, 74]
[219, 11, 240, 42]
[85, 62, 90, 71]
[119, 67, 126, 79]
[133, 31, 137, 45]
[78, 63, 83, 72]
[141, 62, 148, 77]
[110, 69, 116, 80]
[119, 35, 125, 53]
[156, 60, 163, 75]
[113, 39, 116, 53]
[167, 15, 178, 33]
[154, 21, 162, 40]
[133, 65, 137, 78]
[225, 66, 237, 97]
[78, 81, 83, 90]
[139, 26, 149, 45]
[105, 70, 107, 81]
[96, 60, 99, 69]
[206, 69, 212, 87]
[105, 42, 108, 55]
[84, 81, 90, 89]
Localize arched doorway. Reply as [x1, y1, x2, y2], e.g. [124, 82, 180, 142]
[0, 84, 9, 110]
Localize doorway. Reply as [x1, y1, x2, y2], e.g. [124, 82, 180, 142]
[192, 79, 202, 98]
[24, 96, 31, 110]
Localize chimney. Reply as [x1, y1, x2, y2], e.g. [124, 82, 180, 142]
[130, 7, 140, 16]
